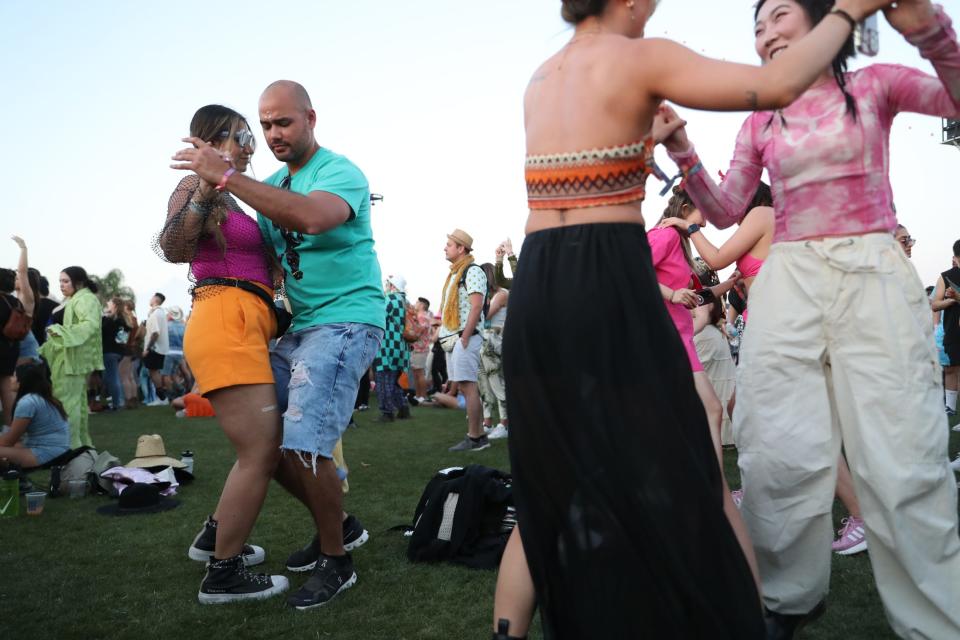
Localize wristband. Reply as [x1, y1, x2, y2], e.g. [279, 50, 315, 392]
[215, 168, 237, 192]
[828, 7, 857, 30]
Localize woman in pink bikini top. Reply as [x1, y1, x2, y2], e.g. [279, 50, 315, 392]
[659, 181, 775, 295]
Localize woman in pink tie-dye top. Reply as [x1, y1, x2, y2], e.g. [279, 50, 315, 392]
[657, 2, 960, 636]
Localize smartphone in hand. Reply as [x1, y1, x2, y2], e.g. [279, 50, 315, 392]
[695, 288, 717, 307]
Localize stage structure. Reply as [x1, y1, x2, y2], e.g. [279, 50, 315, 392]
[945, 118, 960, 149]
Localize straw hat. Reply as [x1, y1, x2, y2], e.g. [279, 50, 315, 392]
[126, 434, 186, 469]
[167, 306, 184, 322]
[447, 229, 474, 251]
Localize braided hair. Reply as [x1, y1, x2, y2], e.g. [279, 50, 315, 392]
[755, 0, 858, 123]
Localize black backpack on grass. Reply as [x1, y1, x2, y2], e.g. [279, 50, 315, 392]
[406, 465, 515, 570]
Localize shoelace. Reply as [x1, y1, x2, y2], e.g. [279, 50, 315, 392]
[238, 562, 270, 585]
[837, 517, 862, 539]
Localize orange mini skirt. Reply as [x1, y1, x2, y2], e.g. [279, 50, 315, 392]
[183, 283, 276, 395]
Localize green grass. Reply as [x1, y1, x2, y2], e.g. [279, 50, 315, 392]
[1, 401, 958, 640]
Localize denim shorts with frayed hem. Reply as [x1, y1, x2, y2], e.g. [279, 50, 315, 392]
[271, 323, 383, 461]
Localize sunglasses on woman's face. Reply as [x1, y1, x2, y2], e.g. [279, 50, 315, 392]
[898, 236, 916, 248]
[218, 128, 256, 149]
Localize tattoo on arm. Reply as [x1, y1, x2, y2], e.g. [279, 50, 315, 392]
[745, 91, 759, 109]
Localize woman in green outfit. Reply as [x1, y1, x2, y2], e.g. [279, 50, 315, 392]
[39, 266, 103, 448]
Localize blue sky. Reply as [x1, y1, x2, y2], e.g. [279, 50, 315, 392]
[1, 0, 955, 317]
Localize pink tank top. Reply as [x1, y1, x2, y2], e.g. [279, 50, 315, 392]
[736, 253, 764, 279]
[190, 210, 272, 288]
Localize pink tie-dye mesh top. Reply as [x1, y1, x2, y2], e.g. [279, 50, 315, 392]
[669, 6, 960, 242]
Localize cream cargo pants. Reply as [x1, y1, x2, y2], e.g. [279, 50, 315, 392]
[735, 234, 960, 639]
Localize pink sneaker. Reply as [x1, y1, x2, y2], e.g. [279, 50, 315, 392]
[731, 489, 743, 508]
[832, 516, 867, 556]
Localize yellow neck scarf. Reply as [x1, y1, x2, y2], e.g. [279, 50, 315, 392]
[440, 254, 475, 332]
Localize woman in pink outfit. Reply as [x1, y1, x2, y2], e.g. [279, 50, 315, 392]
[656, 1, 960, 635]
[660, 182, 871, 556]
[647, 187, 758, 587]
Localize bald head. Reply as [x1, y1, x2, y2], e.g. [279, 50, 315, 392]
[261, 80, 313, 112]
[259, 80, 318, 166]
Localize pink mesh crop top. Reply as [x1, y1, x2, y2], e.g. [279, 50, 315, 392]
[191, 210, 272, 288]
[668, 6, 960, 243]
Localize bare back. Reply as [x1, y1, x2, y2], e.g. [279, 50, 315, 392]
[524, 36, 659, 232]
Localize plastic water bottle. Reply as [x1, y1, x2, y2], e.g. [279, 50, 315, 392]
[0, 469, 20, 518]
[180, 450, 194, 475]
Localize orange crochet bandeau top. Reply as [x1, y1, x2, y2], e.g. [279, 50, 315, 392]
[525, 136, 655, 210]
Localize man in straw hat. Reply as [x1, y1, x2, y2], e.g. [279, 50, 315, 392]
[438, 229, 489, 452]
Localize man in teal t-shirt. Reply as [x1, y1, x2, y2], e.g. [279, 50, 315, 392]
[171, 80, 384, 610]
[258, 146, 384, 333]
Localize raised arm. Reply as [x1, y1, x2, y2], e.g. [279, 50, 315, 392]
[639, 0, 891, 111]
[159, 174, 219, 263]
[661, 208, 772, 269]
[172, 139, 352, 235]
[881, 4, 960, 117]
[12, 236, 34, 316]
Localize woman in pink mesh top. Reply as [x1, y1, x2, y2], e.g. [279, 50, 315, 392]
[657, 1, 960, 635]
[158, 105, 289, 604]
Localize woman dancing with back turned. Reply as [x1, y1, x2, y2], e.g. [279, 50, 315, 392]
[494, 0, 893, 638]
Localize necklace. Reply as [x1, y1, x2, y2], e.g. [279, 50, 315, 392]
[558, 29, 603, 70]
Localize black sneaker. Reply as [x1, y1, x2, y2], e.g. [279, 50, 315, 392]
[198, 554, 289, 605]
[448, 435, 491, 452]
[376, 412, 394, 423]
[397, 404, 411, 420]
[188, 516, 266, 566]
[287, 553, 356, 610]
[342, 515, 370, 551]
[286, 516, 370, 572]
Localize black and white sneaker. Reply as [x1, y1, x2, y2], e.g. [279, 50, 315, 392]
[188, 515, 266, 566]
[198, 554, 289, 605]
[285, 515, 370, 572]
[286, 553, 356, 610]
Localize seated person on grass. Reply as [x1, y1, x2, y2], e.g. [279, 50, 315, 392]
[427, 381, 467, 410]
[0, 363, 70, 467]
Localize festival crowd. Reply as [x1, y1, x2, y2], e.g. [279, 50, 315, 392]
[3, 0, 960, 638]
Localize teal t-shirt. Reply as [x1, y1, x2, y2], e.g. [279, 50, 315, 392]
[258, 147, 385, 332]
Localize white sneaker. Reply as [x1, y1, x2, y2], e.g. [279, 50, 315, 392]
[482, 425, 492, 434]
[148, 398, 169, 407]
[487, 424, 509, 440]
[952, 424, 960, 432]
[950, 454, 960, 472]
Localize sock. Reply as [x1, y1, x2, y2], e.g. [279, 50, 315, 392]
[947, 390, 957, 411]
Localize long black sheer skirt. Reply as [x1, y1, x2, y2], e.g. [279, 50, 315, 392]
[503, 223, 763, 639]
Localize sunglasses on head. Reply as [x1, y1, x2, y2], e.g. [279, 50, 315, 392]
[217, 128, 256, 149]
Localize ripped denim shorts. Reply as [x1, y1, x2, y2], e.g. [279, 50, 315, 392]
[271, 322, 383, 460]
